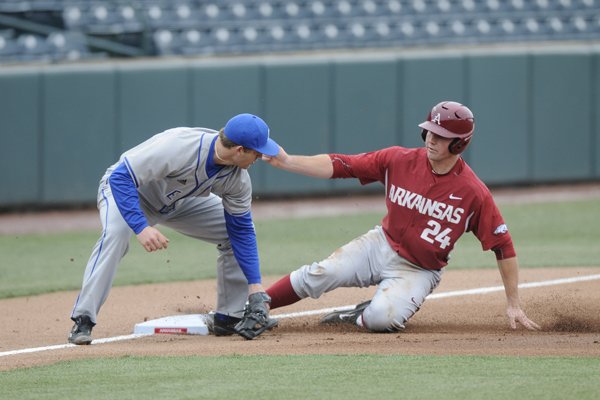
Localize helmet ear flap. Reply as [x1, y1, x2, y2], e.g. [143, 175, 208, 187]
[424, 130, 465, 154]
[448, 136, 472, 154]
[448, 138, 462, 154]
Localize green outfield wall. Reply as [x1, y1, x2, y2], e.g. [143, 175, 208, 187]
[1, 45, 598, 207]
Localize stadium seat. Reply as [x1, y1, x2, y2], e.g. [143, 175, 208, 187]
[334, 0, 356, 17]
[283, 1, 310, 18]
[358, 0, 379, 16]
[145, 2, 177, 29]
[346, 20, 391, 47]
[484, 0, 505, 12]
[546, 16, 566, 34]
[2, 0, 599, 61]
[208, 26, 245, 53]
[398, 20, 418, 40]
[229, 2, 252, 20]
[460, 0, 477, 12]
[267, 23, 287, 42]
[510, 0, 527, 11]
[570, 15, 590, 33]
[62, 4, 87, 30]
[535, 0, 552, 10]
[473, 18, 496, 37]
[203, 2, 222, 21]
[410, 0, 429, 13]
[46, 31, 91, 61]
[0, 34, 19, 62]
[435, 0, 453, 13]
[115, 3, 145, 32]
[88, 3, 125, 34]
[497, 18, 526, 39]
[373, 20, 393, 39]
[153, 29, 181, 55]
[385, 0, 403, 15]
[0, 0, 30, 13]
[15, 33, 51, 62]
[308, 1, 329, 18]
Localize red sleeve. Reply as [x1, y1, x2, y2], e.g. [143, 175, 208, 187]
[329, 148, 400, 185]
[469, 193, 516, 260]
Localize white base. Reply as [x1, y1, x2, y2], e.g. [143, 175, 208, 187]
[133, 314, 210, 336]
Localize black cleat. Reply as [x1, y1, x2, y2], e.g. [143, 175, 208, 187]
[68, 315, 95, 345]
[206, 313, 241, 337]
[320, 300, 371, 325]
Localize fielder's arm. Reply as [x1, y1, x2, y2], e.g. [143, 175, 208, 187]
[497, 257, 541, 331]
[109, 163, 169, 252]
[263, 147, 333, 179]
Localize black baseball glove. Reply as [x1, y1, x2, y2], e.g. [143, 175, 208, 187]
[234, 292, 278, 340]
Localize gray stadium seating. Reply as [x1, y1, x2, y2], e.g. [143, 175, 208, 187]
[0, 0, 599, 63]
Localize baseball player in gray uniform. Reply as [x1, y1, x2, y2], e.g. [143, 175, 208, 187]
[69, 113, 279, 344]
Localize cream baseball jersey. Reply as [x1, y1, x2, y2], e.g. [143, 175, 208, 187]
[329, 146, 515, 270]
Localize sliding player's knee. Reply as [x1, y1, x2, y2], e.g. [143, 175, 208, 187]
[291, 262, 336, 299]
[363, 300, 415, 332]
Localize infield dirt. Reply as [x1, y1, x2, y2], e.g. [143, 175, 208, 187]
[1, 183, 600, 371]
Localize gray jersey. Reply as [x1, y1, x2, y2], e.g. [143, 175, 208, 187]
[103, 127, 252, 216]
[73, 127, 256, 324]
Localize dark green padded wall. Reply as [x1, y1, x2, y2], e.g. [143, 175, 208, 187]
[1, 47, 599, 208]
[531, 53, 593, 181]
[262, 61, 332, 195]
[400, 56, 466, 151]
[42, 66, 116, 203]
[595, 53, 600, 178]
[0, 70, 40, 205]
[468, 54, 530, 184]
[191, 63, 262, 127]
[190, 63, 264, 191]
[332, 58, 398, 192]
[117, 63, 190, 152]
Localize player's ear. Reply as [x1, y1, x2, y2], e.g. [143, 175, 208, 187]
[233, 145, 245, 154]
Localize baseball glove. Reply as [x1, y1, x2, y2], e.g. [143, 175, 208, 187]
[234, 292, 278, 340]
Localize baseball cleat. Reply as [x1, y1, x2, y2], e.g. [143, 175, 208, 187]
[68, 315, 95, 345]
[320, 300, 371, 325]
[206, 313, 242, 336]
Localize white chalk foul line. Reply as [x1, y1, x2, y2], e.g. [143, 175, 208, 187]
[271, 273, 600, 319]
[0, 333, 152, 358]
[2, 273, 600, 358]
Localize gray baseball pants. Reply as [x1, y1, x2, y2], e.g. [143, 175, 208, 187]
[71, 180, 248, 324]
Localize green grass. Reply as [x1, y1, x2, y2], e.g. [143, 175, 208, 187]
[452, 199, 600, 268]
[0, 213, 379, 298]
[1, 355, 599, 400]
[0, 199, 599, 299]
[2, 200, 600, 396]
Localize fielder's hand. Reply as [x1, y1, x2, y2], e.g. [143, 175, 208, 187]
[137, 226, 169, 252]
[234, 292, 278, 340]
[507, 305, 541, 331]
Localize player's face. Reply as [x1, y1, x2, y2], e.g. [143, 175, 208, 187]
[425, 131, 453, 161]
[234, 147, 262, 169]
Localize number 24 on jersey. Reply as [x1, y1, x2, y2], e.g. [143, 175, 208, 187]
[420, 220, 452, 249]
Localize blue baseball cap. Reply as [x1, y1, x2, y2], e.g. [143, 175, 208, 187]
[223, 114, 280, 157]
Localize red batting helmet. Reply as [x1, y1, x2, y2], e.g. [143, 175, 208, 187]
[418, 101, 475, 154]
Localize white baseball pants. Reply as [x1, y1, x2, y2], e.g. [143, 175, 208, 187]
[290, 226, 442, 332]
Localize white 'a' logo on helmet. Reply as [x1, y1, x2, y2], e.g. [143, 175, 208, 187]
[432, 113, 441, 125]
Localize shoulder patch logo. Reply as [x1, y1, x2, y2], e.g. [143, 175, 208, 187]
[494, 224, 508, 235]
